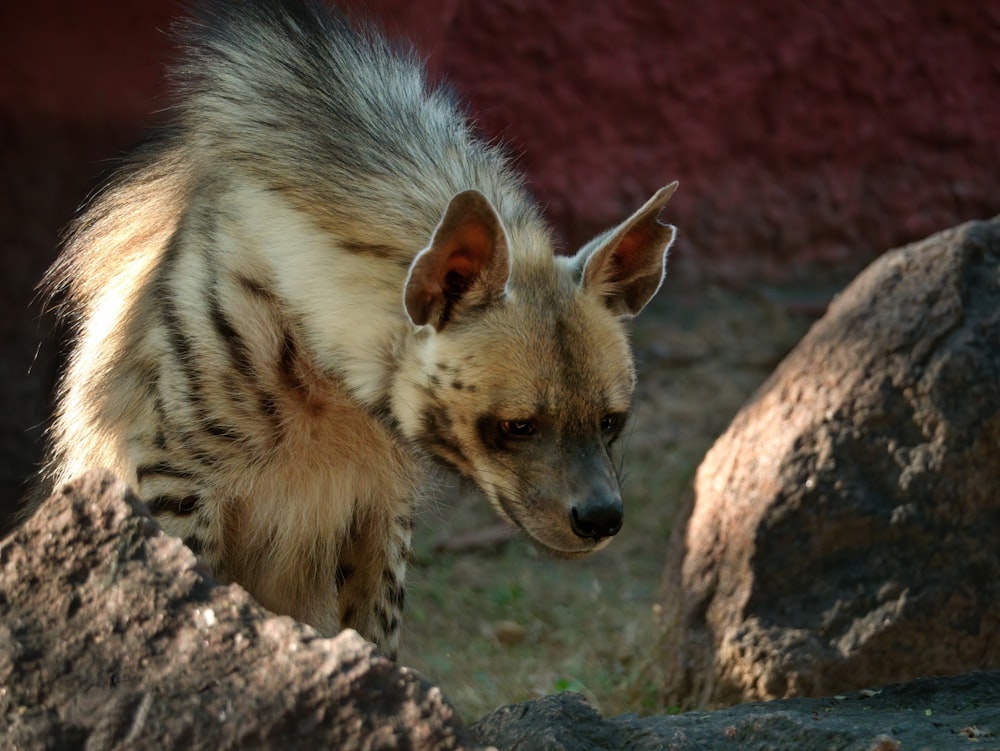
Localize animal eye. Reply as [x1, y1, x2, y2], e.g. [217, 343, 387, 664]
[500, 419, 537, 438]
[600, 413, 626, 435]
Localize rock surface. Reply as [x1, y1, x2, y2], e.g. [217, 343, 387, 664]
[659, 217, 1000, 707]
[472, 674, 1000, 751]
[0, 471, 477, 750]
[4, 469, 999, 750]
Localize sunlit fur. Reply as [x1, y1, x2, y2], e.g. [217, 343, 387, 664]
[33, 0, 676, 656]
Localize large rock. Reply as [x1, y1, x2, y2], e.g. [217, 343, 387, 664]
[472, 674, 1000, 751]
[659, 217, 1000, 707]
[0, 471, 477, 749]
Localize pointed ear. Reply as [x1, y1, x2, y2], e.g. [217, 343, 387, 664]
[575, 182, 678, 318]
[404, 190, 511, 330]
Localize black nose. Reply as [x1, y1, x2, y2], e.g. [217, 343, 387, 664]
[570, 496, 623, 540]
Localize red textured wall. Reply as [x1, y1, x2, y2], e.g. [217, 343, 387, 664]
[4, 1, 998, 270]
[1, 0, 998, 524]
[377, 0, 999, 275]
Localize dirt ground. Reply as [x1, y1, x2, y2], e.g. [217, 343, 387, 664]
[398, 270, 853, 722]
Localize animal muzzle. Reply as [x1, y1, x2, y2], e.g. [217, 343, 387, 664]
[569, 491, 623, 540]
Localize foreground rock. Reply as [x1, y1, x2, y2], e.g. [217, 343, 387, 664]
[660, 217, 1000, 707]
[0, 471, 477, 750]
[472, 673, 1000, 751]
[4, 469, 999, 750]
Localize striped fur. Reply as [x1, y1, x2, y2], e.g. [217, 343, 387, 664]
[35, 0, 677, 658]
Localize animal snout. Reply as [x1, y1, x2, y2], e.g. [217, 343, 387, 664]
[569, 494, 623, 540]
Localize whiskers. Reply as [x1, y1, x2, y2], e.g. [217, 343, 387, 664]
[614, 418, 637, 492]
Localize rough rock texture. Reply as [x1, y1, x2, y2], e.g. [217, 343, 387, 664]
[5, 470, 998, 750]
[472, 676, 1000, 751]
[659, 217, 1000, 707]
[0, 470, 478, 750]
[3, 0, 999, 531]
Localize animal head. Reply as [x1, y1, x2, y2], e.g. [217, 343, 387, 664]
[394, 184, 677, 557]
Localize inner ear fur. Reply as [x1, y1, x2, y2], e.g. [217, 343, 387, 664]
[404, 190, 511, 330]
[577, 182, 678, 317]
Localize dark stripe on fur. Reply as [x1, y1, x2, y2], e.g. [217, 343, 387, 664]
[335, 563, 354, 586]
[137, 461, 195, 482]
[200, 417, 244, 442]
[183, 535, 205, 555]
[220, 276, 288, 438]
[383, 568, 405, 610]
[374, 604, 392, 635]
[369, 394, 402, 437]
[420, 407, 468, 469]
[235, 273, 280, 303]
[157, 240, 257, 447]
[151, 392, 169, 426]
[190, 447, 222, 470]
[476, 413, 506, 452]
[208, 287, 253, 375]
[260, 393, 279, 418]
[279, 330, 307, 393]
[340, 604, 357, 627]
[258, 392, 286, 446]
[147, 494, 200, 516]
[435, 270, 471, 330]
[159, 293, 200, 391]
[157, 241, 207, 410]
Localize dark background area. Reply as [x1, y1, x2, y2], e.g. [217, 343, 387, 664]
[2, 0, 998, 532]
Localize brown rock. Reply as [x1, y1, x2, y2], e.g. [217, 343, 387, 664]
[0, 470, 479, 750]
[471, 674, 1000, 751]
[659, 217, 1000, 707]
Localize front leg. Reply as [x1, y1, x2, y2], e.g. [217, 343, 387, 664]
[336, 511, 413, 660]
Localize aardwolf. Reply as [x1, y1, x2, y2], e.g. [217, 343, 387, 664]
[36, 0, 677, 658]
